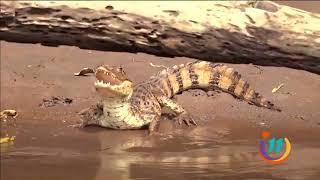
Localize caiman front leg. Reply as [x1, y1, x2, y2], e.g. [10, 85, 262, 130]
[78, 102, 103, 127]
[157, 96, 197, 126]
[148, 115, 161, 135]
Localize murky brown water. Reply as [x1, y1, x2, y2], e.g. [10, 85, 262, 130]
[1, 1, 320, 179]
[2, 121, 320, 180]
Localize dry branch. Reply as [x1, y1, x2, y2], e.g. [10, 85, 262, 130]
[0, 1, 319, 74]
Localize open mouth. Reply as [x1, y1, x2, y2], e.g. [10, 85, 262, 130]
[95, 68, 122, 86]
[94, 66, 132, 92]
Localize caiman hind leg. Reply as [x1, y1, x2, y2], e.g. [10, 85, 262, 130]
[158, 96, 197, 126]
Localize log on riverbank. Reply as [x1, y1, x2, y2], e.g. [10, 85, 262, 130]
[0, 1, 319, 74]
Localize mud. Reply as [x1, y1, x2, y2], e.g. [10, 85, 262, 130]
[1, 2, 320, 179]
[39, 96, 73, 108]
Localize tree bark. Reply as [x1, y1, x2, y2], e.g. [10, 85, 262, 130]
[0, 1, 319, 74]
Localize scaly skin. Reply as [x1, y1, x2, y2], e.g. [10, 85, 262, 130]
[80, 61, 280, 133]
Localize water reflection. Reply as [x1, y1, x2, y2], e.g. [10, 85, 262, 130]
[95, 128, 320, 180]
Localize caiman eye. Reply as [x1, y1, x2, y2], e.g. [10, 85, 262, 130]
[118, 67, 126, 75]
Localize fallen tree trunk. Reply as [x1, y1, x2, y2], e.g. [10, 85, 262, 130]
[1, 1, 319, 74]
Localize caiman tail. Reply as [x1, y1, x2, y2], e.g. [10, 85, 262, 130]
[154, 61, 280, 111]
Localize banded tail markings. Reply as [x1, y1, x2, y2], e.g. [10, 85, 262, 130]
[240, 81, 250, 99]
[175, 67, 184, 93]
[179, 66, 192, 91]
[151, 61, 280, 111]
[244, 88, 256, 102]
[228, 71, 242, 93]
[217, 67, 236, 91]
[189, 65, 199, 87]
[209, 64, 278, 110]
[165, 74, 175, 97]
[191, 61, 212, 87]
[167, 73, 180, 95]
[234, 79, 246, 97]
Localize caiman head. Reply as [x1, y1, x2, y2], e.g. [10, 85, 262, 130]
[94, 65, 133, 98]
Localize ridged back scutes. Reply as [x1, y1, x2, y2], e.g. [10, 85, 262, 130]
[145, 61, 279, 111]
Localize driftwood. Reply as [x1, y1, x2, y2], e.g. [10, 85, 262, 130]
[0, 1, 319, 74]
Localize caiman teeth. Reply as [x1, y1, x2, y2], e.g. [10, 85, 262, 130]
[95, 79, 123, 88]
[94, 79, 132, 96]
[94, 80, 110, 87]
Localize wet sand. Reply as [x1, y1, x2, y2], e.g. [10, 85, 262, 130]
[1, 40, 320, 180]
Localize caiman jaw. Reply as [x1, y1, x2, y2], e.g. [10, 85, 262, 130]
[94, 65, 133, 97]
